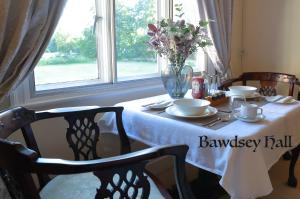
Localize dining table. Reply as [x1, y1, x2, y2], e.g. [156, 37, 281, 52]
[98, 91, 300, 199]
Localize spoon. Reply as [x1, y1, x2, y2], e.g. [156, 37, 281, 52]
[208, 114, 231, 127]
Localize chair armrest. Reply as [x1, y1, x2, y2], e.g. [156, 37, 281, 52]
[32, 144, 188, 174]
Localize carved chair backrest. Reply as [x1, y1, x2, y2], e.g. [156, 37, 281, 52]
[35, 106, 131, 160]
[0, 106, 132, 198]
[240, 72, 297, 96]
[91, 145, 194, 199]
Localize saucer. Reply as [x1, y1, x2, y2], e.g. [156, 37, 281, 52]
[233, 112, 265, 123]
[165, 106, 218, 118]
[226, 91, 261, 99]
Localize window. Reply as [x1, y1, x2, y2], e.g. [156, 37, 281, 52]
[34, 0, 98, 91]
[115, 0, 158, 80]
[34, 0, 164, 92]
[28, 0, 205, 95]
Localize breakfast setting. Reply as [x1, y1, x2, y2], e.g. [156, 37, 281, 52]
[140, 82, 297, 129]
[100, 72, 300, 199]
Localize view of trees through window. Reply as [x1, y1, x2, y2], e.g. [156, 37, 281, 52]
[34, 0, 159, 89]
[34, 0, 97, 87]
[116, 0, 157, 79]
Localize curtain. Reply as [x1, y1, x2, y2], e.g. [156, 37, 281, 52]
[197, 0, 234, 78]
[0, 0, 67, 102]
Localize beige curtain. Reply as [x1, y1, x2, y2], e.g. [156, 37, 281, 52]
[0, 0, 67, 102]
[197, 0, 234, 78]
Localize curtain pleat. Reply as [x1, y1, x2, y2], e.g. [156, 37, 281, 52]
[196, 0, 234, 78]
[0, 0, 67, 102]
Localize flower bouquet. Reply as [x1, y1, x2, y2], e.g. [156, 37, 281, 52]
[147, 4, 212, 98]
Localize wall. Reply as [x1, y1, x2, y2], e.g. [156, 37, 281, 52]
[242, 0, 300, 78]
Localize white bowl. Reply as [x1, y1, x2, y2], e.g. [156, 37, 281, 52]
[173, 99, 211, 116]
[228, 86, 257, 96]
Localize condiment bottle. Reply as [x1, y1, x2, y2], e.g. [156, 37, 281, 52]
[192, 76, 205, 99]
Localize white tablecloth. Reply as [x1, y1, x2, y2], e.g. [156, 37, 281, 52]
[99, 95, 300, 199]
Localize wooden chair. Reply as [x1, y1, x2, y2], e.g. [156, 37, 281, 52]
[0, 106, 195, 199]
[288, 81, 300, 188]
[220, 72, 300, 188]
[219, 72, 298, 96]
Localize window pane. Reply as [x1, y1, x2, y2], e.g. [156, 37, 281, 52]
[173, 0, 205, 72]
[115, 0, 158, 80]
[34, 0, 98, 90]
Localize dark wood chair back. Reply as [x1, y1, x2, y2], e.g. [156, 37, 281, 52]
[0, 106, 130, 197]
[220, 72, 298, 96]
[35, 106, 131, 160]
[0, 106, 195, 199]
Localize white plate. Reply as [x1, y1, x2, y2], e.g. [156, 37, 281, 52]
[165, 106, 218, 118]
[226, 91, 261, 99]
[233, 112, 265, 123]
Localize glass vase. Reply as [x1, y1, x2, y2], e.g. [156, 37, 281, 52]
[161, 63, 193, 99]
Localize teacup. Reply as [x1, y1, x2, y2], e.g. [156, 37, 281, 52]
[240, 104, 263, 119]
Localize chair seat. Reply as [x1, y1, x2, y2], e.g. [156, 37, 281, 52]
[40, 172, 165, 199]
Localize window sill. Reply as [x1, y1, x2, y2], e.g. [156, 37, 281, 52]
[11, 77, 165, 110]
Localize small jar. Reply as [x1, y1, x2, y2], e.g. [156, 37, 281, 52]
[192, 76, 205, 99]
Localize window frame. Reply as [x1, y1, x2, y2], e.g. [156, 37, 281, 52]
[11, 0, 174, 107]
[11, 0, 205, 108]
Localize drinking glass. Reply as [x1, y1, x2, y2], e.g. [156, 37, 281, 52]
[211, 75, 217, 94]
[230, 95, 247, 116]
[207, 75, 213, 95]
[216, 74, 221, 90]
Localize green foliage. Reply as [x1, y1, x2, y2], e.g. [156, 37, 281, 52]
[39, 55, 93, 66]
[199, 21, 209, 27]
[115, 0, 156, 61]
[160, 19, 168, 27]
[41, 0, 156, 65]
[55, 33, 79, 54]
[77, 27, 97, 59]
[46, 39, 57, 52]
[174, 3, 184, 18]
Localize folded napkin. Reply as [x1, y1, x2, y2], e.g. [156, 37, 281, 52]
[149, 101, 173, 109]
[265, 95, 295, 103]
[141, 100, 172, 109]
[277, 96, 294, 103]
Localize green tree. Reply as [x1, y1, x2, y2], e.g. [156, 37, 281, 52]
[43, 0, 155, 64]
[46, 38, 57, 52]
[78, 26, 97, 59]
[115, 0, 156, 61]
[55, 32, 79, 55]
